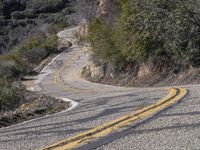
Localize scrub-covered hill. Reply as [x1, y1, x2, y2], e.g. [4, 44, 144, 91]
[0, 0, 74, 53]
[80, 0, 200, 87]
[0, 0, 90, 126]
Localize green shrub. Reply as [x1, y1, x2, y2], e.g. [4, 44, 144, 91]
[1, 31, 58, 77]
[88, 18, 126, 65]
[42, 35, 58, 54]
[27, 0, 64, 13]
[24, 9, 38, 19]
[88, 0, 200, 67]
[0, 59, 19, 79]
[1, 50, 32, 77]
[47, 22, 68, 34]
[56, 21, 68, 29]
[11, 11, 25, 19]
[0, 79, 18, 111]
[114, 0, 170, 62]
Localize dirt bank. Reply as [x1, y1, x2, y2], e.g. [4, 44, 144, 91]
[0, 90, 69, 128]
[82, 51, 200, 87]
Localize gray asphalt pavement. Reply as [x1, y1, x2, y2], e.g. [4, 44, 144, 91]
[0, 28, 199, 150]
[97, 85, 200, 150]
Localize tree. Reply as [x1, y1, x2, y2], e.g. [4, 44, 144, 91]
[87, 0, 200, 67]
[115, 0, 200, 66]
[88, 18, 126, 65]
[0, 78, 18, 111]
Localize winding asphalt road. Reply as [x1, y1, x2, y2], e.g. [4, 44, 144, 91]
[0, 27, 199, 150]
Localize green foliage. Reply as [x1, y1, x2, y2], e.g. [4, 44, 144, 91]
[0, 60, 19, 80]
[1, 32, 58, 78]
[27, 0, 64, 13]
[11, 11, 25, 19]
[74, 32, 87, 45]
[11, 10, 38, 19]
[0, 31, 59, 112]
[2, 50, 33, 77]
[117, 0, 128, 9]
[115, 0, 167, 62]
[0, 0, 70, 112]
[0, 79, 18, 111]
[41, 35, 58, 54]
[0, 0, 71, 53]
[88, 0, 200, 67]
[47, 22, 68, 34]
[88, 18, 126, 65]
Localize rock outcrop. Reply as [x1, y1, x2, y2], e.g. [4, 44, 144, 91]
[81, 48, 105, 80]
[78, 0, 120, 37]
[78, 19, 89, 37]
[96, 0, 120, 23]
[79, 0, 119, 80]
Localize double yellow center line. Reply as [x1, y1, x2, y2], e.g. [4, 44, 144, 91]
[53, 49, 96, 93]
[42, 88, 188, 150]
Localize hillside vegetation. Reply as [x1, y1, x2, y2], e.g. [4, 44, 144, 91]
[0, 0, 72, 54]
[0, 0, 99, 123]
[88, 0, 200, 68]
[0, 0, 74, 112]
[0, 31, 58, 111]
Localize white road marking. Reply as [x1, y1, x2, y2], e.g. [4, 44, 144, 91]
[2, 97, 78, 129]
[1, 28, 80, 130]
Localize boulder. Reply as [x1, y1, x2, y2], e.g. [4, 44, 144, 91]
[81, 65, 91, 78]
[81, 49, 105, 79]
[91, 64, 105, 79]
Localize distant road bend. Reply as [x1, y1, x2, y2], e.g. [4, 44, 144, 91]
[0, 27, 200, 150]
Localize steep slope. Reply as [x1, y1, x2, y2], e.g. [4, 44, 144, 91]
[0, 0, 74, 53]
[81, 0, 200, 87]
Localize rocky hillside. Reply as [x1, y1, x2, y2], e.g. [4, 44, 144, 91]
[96, 0, 120, 23]
[81, 0, 200, 87]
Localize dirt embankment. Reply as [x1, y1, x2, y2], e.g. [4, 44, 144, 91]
[98, 65, 200, 87]
[0, 91, 69, 128]
[81, 51, 200, 87]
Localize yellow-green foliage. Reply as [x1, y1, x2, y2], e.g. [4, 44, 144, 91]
[47, 22, 68, 34]
[88, 18, 126, 65]
[42, 35, 58, 53]
[88, 0, 200, 67]
[1, 32, 58, 77]
[0, 32, 59, 111]
[0, 78, 18, 111]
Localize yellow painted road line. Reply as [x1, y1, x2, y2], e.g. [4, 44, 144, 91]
[54, 50, 96, 93]
[42, 88, 188, 150]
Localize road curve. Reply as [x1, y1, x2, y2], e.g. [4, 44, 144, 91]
[0, 27, 199, 150]
[42, 88, 187, 150]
